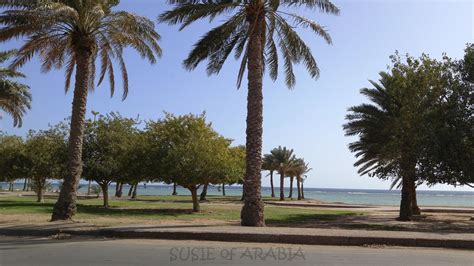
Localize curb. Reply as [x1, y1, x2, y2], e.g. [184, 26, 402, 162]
[1, 228, 473, 250]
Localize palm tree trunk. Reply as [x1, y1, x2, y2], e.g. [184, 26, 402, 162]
[288, 176, 294, 199]
[410, 180, 421, 215]
[87, 180, 92, 195]
[189, 185, 200, 212]
[127, 184, 134, 197]
[279, 173, 285, 201]
[200, 183, 208, 201]
[297, 175, 301, 200]
[398, 156, 415, 221]
[172, 182, 178, 195]
[51, 48, 92, 221]
[222, 183, 226, 196]
[240, 8, 265, 227]
[301, 181, 305, 199]
[270, 171, 275, 198]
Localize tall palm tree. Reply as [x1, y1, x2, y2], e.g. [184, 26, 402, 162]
[262, 153, 276, 197]
[0, 50, 31, 127]
[160, 0, 338, 226]
[0, 0, 162, 220]
[270, 146, 296, 201]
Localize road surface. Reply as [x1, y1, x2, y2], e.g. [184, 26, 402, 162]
[0, 236, 472, 265]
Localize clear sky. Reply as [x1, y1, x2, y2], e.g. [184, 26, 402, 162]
[1, 0, 473, 190]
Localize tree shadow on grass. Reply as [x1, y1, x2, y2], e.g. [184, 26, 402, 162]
[266, 213, 351, 226]
[76, 205, 197, 217]
[0, 200, 54, 214]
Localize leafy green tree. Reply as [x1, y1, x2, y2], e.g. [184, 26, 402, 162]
[270, 146, 297, 201]
[0, 0, 162, 220]
[0, 50, 31, 127]
[419, 44, 473, 188]
[0, 132, 28, 190]
[160, 0, 339, 226]
[25, 126, 68, 202]
[82, 112, 138, 207]
[146, 112, 232, 212]
[222, 145, 246, 196]
[344, 53, 452, 221]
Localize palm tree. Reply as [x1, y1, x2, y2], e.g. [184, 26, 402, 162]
[0, 0, 162, 220]
[343, 72, 420, 221]
[270, 146, 296, 201]
[0, 50, 31, 127]
[292, 158, 311, 200]
[262, 153, 277, 197]
[160, 0, 338, 226]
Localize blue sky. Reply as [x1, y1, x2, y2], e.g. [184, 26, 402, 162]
[1, 1, 473, 190]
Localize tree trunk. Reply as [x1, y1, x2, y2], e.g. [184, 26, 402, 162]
[51, 47, 92, 221]
[288, 176, 294, 199]
[279, 172, 285, 201]
[240, 7, 265, 227]
[270, 171, 275, 198]
[398, 157, 415, 221]
[100, 183, 109, 208]
[297, 175, 301, 200]
[127, 184, 134, 197]
[189, 186, 200, 212]
[131, 182, 138, 199]
[87, 180, 92, 195]
[23, 178, 28, 191]
[172, 182, 178, 195]
[200, 183, 208, 201]
[222, 184, 226, 196]
[241, 182, 246, 201]
[301, 182, 305, 199]
[410, 180, 421, 215]
[115, 182, 123, 198]
[9, 182, 13, 191]
[37, 186, 44, 203]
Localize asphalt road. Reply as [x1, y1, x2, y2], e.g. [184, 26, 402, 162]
[0, 236, 472, 266]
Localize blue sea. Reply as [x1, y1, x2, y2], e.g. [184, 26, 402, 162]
[3, 182, 473, 207]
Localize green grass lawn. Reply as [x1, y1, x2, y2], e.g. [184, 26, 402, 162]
[0, 195, 359, 226]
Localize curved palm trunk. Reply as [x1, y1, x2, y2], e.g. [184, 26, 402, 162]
[297, 176, 301, 200]
[52, 48, 92, 221]
[288, 176, 294, 199]
[241, 8, 265, 227]
[270, 171, 275, 198]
